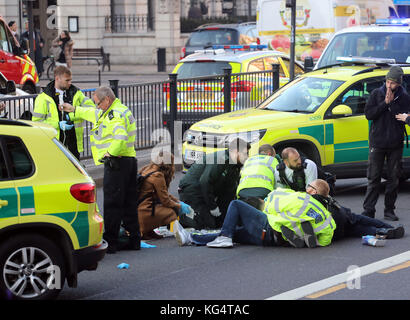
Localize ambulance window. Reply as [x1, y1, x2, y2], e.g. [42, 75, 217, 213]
[403, 75, 410, 93]
[0, 145, 8, 180]
[4, 136, 33, 178]
[326, 77, 384, 117]
[0, 22, 11, 53]
[247, 59, 265, 72]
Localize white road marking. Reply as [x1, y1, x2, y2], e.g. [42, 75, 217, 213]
[266, 250, 410, 300]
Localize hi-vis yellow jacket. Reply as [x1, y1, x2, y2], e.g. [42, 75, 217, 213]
[264, 188, 336, 246]
[236, 154, 278, 196]
[73, 98, 137, 165]
[32, 85, 94, 153]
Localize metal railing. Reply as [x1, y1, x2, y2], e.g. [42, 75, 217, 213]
[0, 66, 280, 160]
[105, 14, 154, 33]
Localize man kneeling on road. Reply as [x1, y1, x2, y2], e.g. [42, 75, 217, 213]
[173, 179, 404, 248]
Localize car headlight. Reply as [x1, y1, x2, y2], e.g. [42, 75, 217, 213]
[224, 129, 267, 146]
[184, 129, 266, 147]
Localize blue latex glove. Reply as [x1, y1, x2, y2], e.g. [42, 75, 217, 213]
[141, 241, 156, 248]
[117, 263, 129, 269]
[179, 201, 192, 215]
[59, 120, 74, 131]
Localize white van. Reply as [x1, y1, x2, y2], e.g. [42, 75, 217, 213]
[256, 0, 398, 62]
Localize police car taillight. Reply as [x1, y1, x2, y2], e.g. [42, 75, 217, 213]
[180, 47, 186, 59]
[163, 83, 170, 93]
[231, 80, 255, 92]
[70, 183, 96, 203]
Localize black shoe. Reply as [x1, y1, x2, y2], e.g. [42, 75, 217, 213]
[377, 225, 405, 239]
[301, 221, 317, 248]
[362, 211, 375, 218]
[280, 225, 305, 248]
[107, 243, 117, 254]
[119, 237, 141, 251]
[384, 211, 399, 221]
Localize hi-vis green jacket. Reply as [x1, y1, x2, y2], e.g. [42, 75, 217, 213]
[264, 188, 336, 247]
[73, 98, 137, 165]
[236, 154, 278, 196]
[32, 83, 94, 153]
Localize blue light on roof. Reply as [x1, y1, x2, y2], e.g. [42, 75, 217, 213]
[212, 44, 268, 50]
[376, 18, 410, 25]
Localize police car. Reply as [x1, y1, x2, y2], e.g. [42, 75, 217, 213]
[163, 45, 304, 131]
[0, 119, 107, 300]
[316, 18, 410, 70]
[182, 57, 410, 180]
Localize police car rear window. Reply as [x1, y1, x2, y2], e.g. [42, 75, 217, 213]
[177, 61, 232, 78]
[188, 29, 238, 46]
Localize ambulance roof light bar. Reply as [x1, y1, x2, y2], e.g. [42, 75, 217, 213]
[375, 18, 410, 26]
[336, 56, 396, 65]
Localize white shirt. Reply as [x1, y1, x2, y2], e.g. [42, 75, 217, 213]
[274, 158, 318, 190]
[55, 88, 65, 106]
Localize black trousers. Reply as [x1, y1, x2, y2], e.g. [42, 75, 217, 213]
[363, 146, 402, 215]
[103, 157, 140, 246]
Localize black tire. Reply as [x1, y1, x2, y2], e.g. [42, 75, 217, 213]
[0, 233, 66, 300]
[21, 82, 36, 94]
[47, 62, 55, 81]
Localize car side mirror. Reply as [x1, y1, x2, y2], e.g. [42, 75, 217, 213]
[304, 56, 314, 72]
[331, 104, 352, 117]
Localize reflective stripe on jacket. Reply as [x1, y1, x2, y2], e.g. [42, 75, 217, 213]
[74, 98, 137, 164]
[32, 89, 94, 152]
[236, 154, 278, 196]
[264, 188, 336, 247]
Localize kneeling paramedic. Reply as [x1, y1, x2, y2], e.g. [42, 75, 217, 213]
[60, 86, 139, 254]
[236, 144, 279, 204]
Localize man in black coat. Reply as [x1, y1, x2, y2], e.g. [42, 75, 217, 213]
[362, 66, 410, 221]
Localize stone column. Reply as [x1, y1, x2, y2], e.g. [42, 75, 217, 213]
[155, 0, 181, 65]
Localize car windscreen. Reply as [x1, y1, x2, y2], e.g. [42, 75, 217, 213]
[187, 29, 238, 46]
[176, 61, 232, 78]
[260, 77, 343, 113]
[317, 32, 410, 68]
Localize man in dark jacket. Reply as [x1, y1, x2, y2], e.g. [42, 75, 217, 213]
[362, 66, 410, 221]
[178, 138, 250, 230]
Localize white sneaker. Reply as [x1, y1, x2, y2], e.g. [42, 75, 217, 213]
[206, 236, 233, 248]
[173, 220, 192, 246]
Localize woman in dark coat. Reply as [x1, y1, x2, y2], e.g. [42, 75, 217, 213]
[138, 151, 185, 240]
[52, 30, 74, 68]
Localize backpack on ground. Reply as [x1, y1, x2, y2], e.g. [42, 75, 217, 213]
[136, 170, 158, 206]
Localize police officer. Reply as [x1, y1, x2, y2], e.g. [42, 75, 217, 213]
[60, 86, 139, 254]
[178, 138, 250, 230]
[275, 147, 318, 192]
[236, 144, 278, 202]
[264, 180, 335, 248]
[33, 66, 94, 160]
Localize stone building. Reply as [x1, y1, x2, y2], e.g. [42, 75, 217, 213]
[1, 0, 256, 65]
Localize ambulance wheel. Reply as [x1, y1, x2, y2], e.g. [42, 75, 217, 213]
[0, 233, 66, 300]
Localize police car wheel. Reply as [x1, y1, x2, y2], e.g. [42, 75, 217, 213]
[0, 233, 66, 300]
